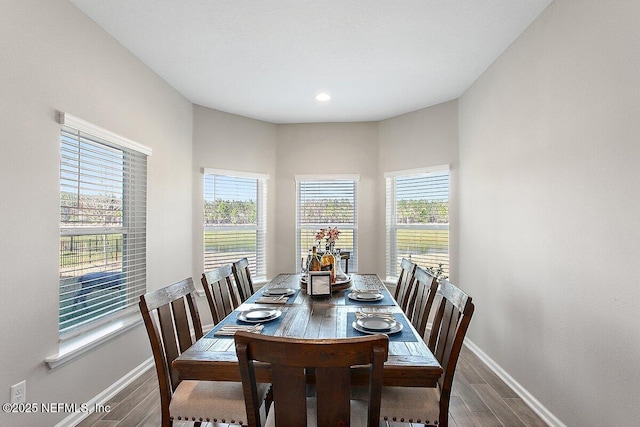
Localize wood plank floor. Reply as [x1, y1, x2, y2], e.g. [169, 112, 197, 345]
[75, 345, 548, 427]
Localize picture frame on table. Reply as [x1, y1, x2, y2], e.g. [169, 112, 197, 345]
[308, 271, 331, 298]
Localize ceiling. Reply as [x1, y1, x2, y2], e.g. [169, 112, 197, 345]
[70, 0, 553, 124]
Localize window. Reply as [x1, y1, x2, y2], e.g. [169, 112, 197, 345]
[203, 169, 268, 281]
[59, 113, 150, 335]
[385, 166, 449, 281]
[296, 175, 358, 272]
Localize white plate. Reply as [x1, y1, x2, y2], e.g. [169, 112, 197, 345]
[356, 316, 397, 331]
[237, 308, 282, 323]
[262, 288, 295, 297]
[301, 274, 351, 285]
[352, 319, 403, 335]
[348, 292, 383, 301]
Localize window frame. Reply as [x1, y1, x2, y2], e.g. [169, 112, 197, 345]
[203, 168, 268, 281]
[56, 112, 151, 342]
[295, 174, 359, 272]
[385, 165, 450, 282]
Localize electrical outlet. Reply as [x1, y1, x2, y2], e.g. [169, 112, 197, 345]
[10, 381, 26, 404]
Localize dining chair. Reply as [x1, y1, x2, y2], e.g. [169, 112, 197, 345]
[234, 331, 389, 427]
[202, 264, 240, 324]
[340, 250, 350, 274]
[405, 266, 439, 340]
[379, 280, 475, 427]
[232, 257, 255, 302]
[139, 277, 269, 426]
[393, 258, 417, 315]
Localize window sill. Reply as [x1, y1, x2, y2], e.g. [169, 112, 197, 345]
[45, 312, 142, 369]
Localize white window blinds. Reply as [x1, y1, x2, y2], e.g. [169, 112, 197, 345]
[296, 176, 358, 272]
[203, 170, 268, 280]
[59, 114, 149, 335]
[386, 167, 449, 280]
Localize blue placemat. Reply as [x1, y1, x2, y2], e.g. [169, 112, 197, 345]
[245, 288, 302, 305]
[205, 309, 285, 339]
[344, 287, 395, 306]
[346, 312, 418, 342]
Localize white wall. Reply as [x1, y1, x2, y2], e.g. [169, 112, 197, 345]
[275, 123, 380, 275]
[378, 100, 459, 280]
[458, 0, 640, 424]
[0, 1, 193, 425]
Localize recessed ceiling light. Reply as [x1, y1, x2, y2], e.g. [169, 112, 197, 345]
[315, 93, 331, 102]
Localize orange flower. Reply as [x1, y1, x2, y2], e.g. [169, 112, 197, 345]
[316, 227, 340, 245]
[326, 227, 340, 243]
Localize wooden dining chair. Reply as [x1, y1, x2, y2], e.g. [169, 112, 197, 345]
[234, 332, 389, 427]
[379, 280, 475, 427]
[340, 250, 350, 274]
[405, 266, 439, 339]
[232, 257, 255, 302]
[202, 264, 240, 324]
[139, 277, 268, 426]
[393, 258, 417, 315]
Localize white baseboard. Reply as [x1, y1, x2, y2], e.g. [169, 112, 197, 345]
[54, 357, 154, 427]
[464, 339, 565, 427]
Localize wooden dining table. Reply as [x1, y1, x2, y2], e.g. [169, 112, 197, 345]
[173, 273, 443, 387]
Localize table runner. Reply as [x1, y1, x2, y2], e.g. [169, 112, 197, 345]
[345, 312, 418, 342]
[205, 309, 285, 339]
[343, 287, 395, 306]
[245, 288, 302, 305]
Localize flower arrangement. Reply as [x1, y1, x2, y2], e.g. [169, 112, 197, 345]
[315, 227, 340, 249]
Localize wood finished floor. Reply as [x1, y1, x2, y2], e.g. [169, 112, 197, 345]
[75, 345, 548, 427]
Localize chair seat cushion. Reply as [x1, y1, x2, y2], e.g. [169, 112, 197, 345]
[170, 380, 269, 425]
[380, 386, 441, 425]
[265, 397, 370, 427]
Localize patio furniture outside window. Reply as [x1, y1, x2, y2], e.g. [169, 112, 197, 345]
[59, 113, 150, 334]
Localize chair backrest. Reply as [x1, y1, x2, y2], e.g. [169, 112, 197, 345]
[394, 258, 417, 314]
[235, 332, 389, 427]
[202, 264, 240, 324]
[138, 278, 203, 423]
[427, 280, 475, 425]
[232, 257, 255, 302]
[340, 251, 350, 274]
[405, 266, 439, 338]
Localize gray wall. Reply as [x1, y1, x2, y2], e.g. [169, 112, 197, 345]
[274, 122, 380, 275]
[0, 0, 193, 425]
[458, 0, 640, 424]
[378, 100, 459, 280]
[191, 106, 278, 324]
[192, 109, 458, 283]
[3, 0, 639, 425]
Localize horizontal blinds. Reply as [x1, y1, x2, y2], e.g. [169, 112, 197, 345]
[386, 171, 449, 279]
[297, 179, 357, 271]
[204, 173, 267, 279]
[59, 126, 147, 334]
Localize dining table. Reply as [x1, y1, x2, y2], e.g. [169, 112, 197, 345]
[173, 273, 443, 387]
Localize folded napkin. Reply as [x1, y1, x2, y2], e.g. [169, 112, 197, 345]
[355, 311, 396, 320]
[255, 296, 289, 304]
[214, 324, 264, 336]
